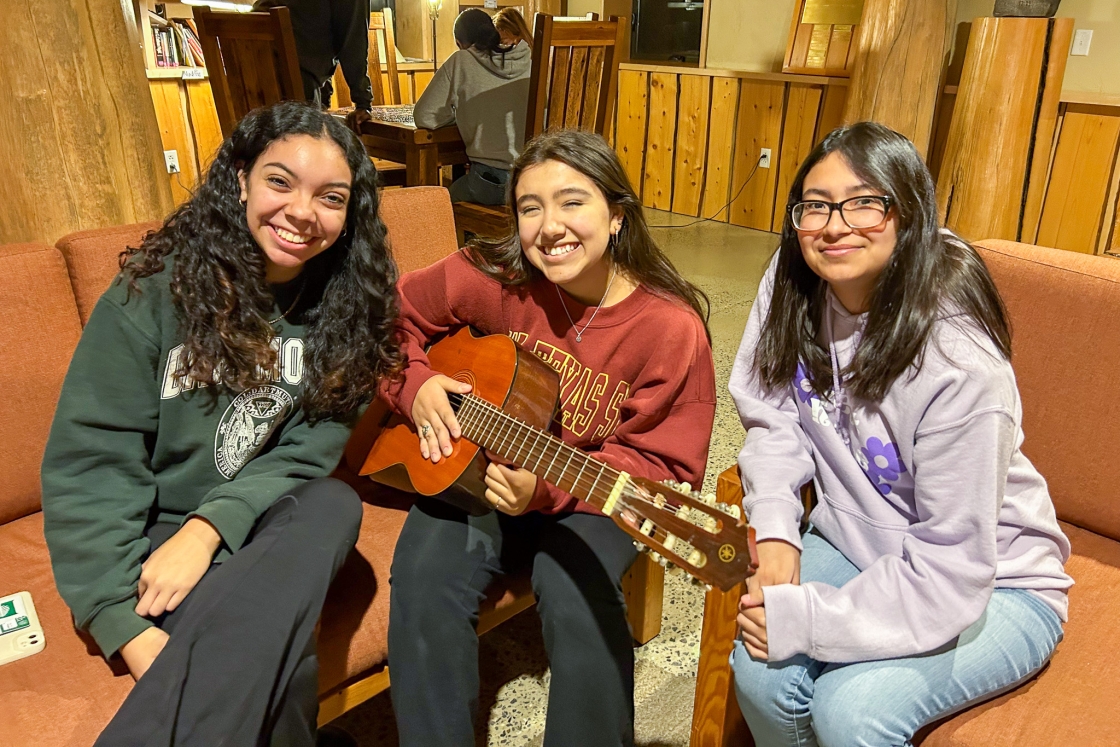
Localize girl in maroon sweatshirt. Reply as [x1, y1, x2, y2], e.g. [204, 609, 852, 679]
[384, 130, 716, 746]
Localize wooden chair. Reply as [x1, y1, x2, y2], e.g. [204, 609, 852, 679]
[193, 6, 304, 137]
[451, 13, 627, 239]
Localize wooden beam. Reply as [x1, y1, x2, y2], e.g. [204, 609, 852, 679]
[842, 0, 957, 158]
[936, 17, 1071, 243]
[0, 0, 173, 244]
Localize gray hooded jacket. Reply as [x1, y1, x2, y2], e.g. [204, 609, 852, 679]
[414, 41, 532, 169]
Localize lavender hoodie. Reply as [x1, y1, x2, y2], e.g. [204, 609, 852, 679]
[730, 259, 1073, 664]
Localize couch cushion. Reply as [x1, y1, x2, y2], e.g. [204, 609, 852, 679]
[379, 186, 460, 274]
[0, 513, 133, 747]
[975, 241, 1120, 541]
[55, 222, 161, 326]
[0, 247, 83, 524]
[919, 522, 1120, 746]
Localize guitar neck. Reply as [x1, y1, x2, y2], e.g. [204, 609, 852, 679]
[449, 393, 620, 514]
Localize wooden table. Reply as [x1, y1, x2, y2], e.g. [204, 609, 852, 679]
[354, 106, 468, 187]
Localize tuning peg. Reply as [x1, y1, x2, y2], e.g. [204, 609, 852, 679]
[639, 519, 655, 537]
[663, 533, 678, 552]
[651, 552, 662, 564]
[676, 504, 690, 519]
[701, 493, 717, 506]
[678, 482, 692, 494]
[705, 584, 713, 593]
[687, 549, 707, 568]
[722, 503, 743, 519]
[633, 540, 645, 551]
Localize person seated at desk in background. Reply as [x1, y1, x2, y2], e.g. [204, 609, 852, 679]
[413, 8, 531, 205]
[494, 7, 534, 46]
[253, 0, 374, 130]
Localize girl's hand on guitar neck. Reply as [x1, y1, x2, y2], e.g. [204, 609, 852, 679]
[412, 375, 473, 463]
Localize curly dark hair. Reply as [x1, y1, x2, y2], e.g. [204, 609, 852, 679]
[465, 129, 710, 338]
[756, 121, 1011, 403]
[120, 101, 402, 419]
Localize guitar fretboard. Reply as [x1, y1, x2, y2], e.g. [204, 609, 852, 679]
[448, 392, 622, 514]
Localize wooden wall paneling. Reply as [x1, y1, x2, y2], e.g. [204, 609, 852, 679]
[1020, 19, 1074, 245]
[815, 83, 847, 144]
[1099, 136, 1120, 254]
[772, 84, 823, 232]
[1111, 184, 1120, 254]
[842, 0, 955, 158]
[185, 81, 224, 176]
[936, 17, 1051, 242]
[414, 71, 434, 99]
[927, 91, 956, 183]
[0, 0, 172, 244]
[642, 73, 678, 211]
[615, 70, 649, 198]
[1036, 108, 1120, 254]
[671, 76, 711, 218]
[700, 77, 740, 222]
[728, 81, 786, 232]
[150, 80, 200, 205]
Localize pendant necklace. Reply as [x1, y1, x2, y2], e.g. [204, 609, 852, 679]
[555, 266, 617, 343]
[269, 279, 306, 325]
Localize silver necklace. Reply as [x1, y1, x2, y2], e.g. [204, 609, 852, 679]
[554, 267, 617, 343]
[269, 279, 306, 324]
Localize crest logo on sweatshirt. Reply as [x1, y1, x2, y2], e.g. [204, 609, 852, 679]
[214, 385, 294, 478]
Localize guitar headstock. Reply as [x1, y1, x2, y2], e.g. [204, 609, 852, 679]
[613, 476, 758, 592]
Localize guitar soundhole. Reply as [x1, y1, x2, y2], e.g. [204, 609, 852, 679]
[453, 370, 476, 390]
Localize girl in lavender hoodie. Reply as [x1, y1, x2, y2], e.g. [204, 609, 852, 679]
[728, 122, 1073, 746]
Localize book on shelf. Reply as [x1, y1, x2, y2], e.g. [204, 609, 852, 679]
[149, 15, 206, 69]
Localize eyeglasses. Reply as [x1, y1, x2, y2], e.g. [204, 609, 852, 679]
[788, 195, 894, 232]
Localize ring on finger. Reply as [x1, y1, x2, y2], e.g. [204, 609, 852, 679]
[420, 424, 431, 437]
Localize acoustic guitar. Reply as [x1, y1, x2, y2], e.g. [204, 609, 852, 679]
[354, 327, 758, 591]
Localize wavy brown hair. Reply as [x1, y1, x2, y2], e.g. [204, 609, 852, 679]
[756, 121, 1011, 402]
[120, 101, 402, 419]
[465, 129, 710, 337]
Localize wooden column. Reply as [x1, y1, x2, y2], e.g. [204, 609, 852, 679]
[843, 0, 957, 157]
[0, 0, 173, 245]
[936, 17, 1073, 243]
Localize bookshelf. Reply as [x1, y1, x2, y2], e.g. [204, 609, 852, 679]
[133, 1, 223, 204]
[136, 1, 210, 79]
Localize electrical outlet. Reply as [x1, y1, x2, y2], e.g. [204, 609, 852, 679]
[759, 148, 772, 169]
[1071, 29, 1092, 56]
[164, 150, 180, 174]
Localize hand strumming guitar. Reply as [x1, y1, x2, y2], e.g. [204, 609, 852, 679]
[411, 375, 472, 463]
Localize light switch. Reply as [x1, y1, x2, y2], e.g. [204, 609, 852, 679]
[1071, 29, 1092, 56]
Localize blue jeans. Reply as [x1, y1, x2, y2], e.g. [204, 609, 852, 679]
[448, 161, 509, 205]
[730, 530, 1064, 747]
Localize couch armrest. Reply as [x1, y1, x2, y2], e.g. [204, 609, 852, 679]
[690, 465, 753, 747]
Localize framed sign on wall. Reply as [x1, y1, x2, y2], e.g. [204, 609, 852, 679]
[783, 0, 864, 77]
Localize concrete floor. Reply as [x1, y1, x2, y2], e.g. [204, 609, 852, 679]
[333, 210, 778, 746]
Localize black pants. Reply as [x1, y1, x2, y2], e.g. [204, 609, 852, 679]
[388, 496, 639, 747]
[95, 478, 363, 747]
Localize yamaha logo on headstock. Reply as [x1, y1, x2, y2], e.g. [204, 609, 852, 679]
[718, 544, 736, 563]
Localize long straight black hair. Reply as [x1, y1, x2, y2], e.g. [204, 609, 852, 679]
[466, 129, 711, 337]
[755, 121, 1011, 402]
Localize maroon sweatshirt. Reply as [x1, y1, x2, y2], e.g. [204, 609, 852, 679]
[384, 251, 716, 515]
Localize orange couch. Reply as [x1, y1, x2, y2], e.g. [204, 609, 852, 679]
[0, 187, 662, 745]
[690, 240, 1120, 746]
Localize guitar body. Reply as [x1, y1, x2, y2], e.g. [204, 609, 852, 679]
[357, 326, 561, 514]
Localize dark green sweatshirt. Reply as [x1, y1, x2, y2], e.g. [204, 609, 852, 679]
[41, 267, 353, 659]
